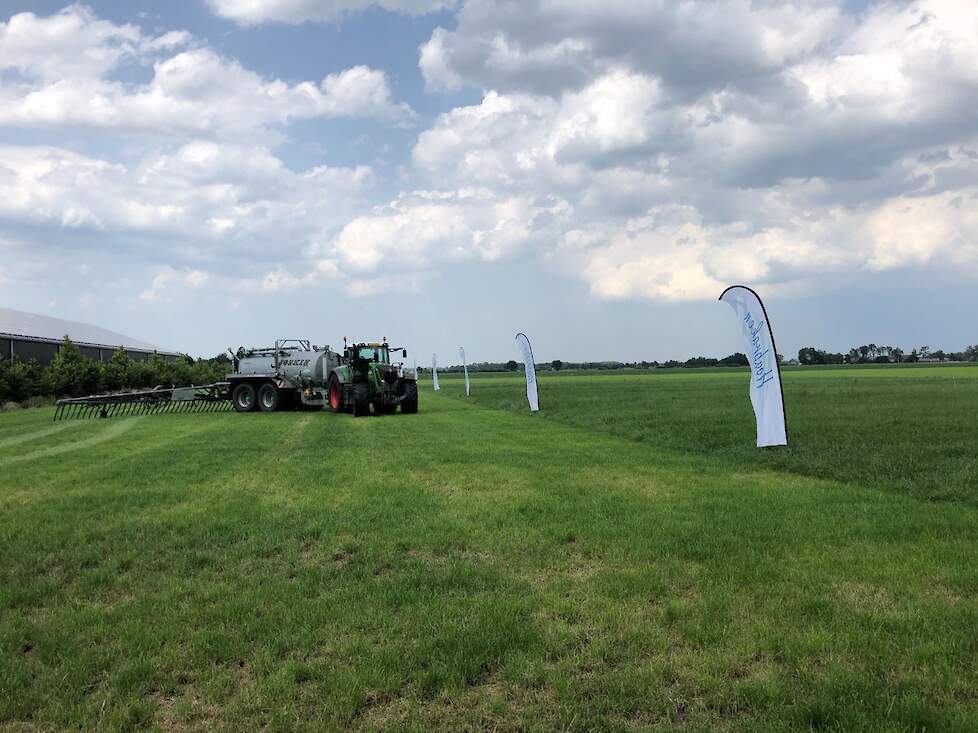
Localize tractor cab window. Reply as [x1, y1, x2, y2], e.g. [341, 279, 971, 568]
[357, 347, 390, 364]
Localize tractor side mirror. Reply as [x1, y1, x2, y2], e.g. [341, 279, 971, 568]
[402, 349, 407, 358]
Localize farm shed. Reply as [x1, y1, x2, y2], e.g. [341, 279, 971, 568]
[0, 307, 183, 365]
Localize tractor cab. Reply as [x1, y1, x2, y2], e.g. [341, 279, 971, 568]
[342, 338, 407, 371]
[351, 343, 391, 365]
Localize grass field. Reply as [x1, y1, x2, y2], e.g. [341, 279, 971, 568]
[438, 365, 978, 504]
[1, 367, 977, 731]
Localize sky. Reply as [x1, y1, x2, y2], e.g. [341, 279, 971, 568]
[0, 0, 976, 364]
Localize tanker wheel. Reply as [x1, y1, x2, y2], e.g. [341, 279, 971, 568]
[401, 382, 418, 414]
[232, 383, 257, 413]
[352, 383, 370, 417]
[327, 376, 344, 413]
[257, 383, 280, 412]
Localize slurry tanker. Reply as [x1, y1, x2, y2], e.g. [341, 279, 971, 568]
[54, 337, 418, 419]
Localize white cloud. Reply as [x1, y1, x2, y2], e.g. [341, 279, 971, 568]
[417, 27, 463, 92]
[0, 7, 415, 141]
[139, 267, 210, 302]
[0, 51, 414, 137]
[345, 272, 426, 297]
[0, 4, 145, 80]
[0, 142, 373, 272]
[396, 0, 978, 300]
[319, 188, 570, 276]
[406, 77, 978, 298]
[318, 65, 415, 122]
[207, 0, 455, 25]
[0, 5, 411, 305]
[237, 267, 321, 293]
[863, 192, 978, 270]
[420, 0, 846, 96]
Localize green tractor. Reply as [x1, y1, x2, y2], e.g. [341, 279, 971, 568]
[326, 339, 418, 417]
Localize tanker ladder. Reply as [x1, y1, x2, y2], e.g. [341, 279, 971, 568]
[54, 383, 232, 421]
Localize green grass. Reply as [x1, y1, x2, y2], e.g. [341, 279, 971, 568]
[439, 366, 978, 505]
[1, 369, 977, 731]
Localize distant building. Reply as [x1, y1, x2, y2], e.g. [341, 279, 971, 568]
[0, 307, 182, 366]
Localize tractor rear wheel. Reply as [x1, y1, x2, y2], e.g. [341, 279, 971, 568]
[257, 383, 280, 412]
[232, 383, 257, 413]
[352, 383, 370, 417]
[401, 382, 418, 414]
[327, 375, 344, 413]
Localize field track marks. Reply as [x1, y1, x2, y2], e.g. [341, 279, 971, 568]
[0, 420, 85, 450]
[0, 417, 140, 466]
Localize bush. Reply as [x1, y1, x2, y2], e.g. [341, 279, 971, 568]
[0, 357, 45, 402]
[0, 337, 228, 403]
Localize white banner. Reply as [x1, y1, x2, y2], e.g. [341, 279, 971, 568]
[514, 332, 539, 412]
[459, 346, 470, 396]
[719, 286, 787, 447]
[431, 353, 440, 391]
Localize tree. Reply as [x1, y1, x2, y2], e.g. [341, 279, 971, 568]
[0, 358, 9, 402]
[719, 352, 749, 366]
[102, 347, 129, 391]
[126, 358, 156, 389]
[798, 347, 824, 365]
[505, 360, 519, 372]
[0, 357, 45, 402]
[48, 337, 100, 397]
[551, 360, 563, 371]
[189, 357, 226, 385]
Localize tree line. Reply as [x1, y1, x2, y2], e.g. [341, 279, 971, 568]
[439, 353, 753, 373]
[439, 342, 978, 373]
[0, 337, 228, 404]
[798, 344, 978, 365]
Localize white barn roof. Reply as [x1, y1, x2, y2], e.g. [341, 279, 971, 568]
[0, 307, 173, 353]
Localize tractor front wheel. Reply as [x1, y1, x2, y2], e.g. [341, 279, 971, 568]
[232, 383, 257, 413]
[352, 383, 370, 417]
[257, 383, 280, 412]
[401, 382, 418, 414]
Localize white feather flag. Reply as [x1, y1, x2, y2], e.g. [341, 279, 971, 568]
[459, 346, 470, 396]
[719, 286, 788, 447]
[413, 358, 419, 380]
[431, 353, 440, 391]
[514, 332, 539, 412]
